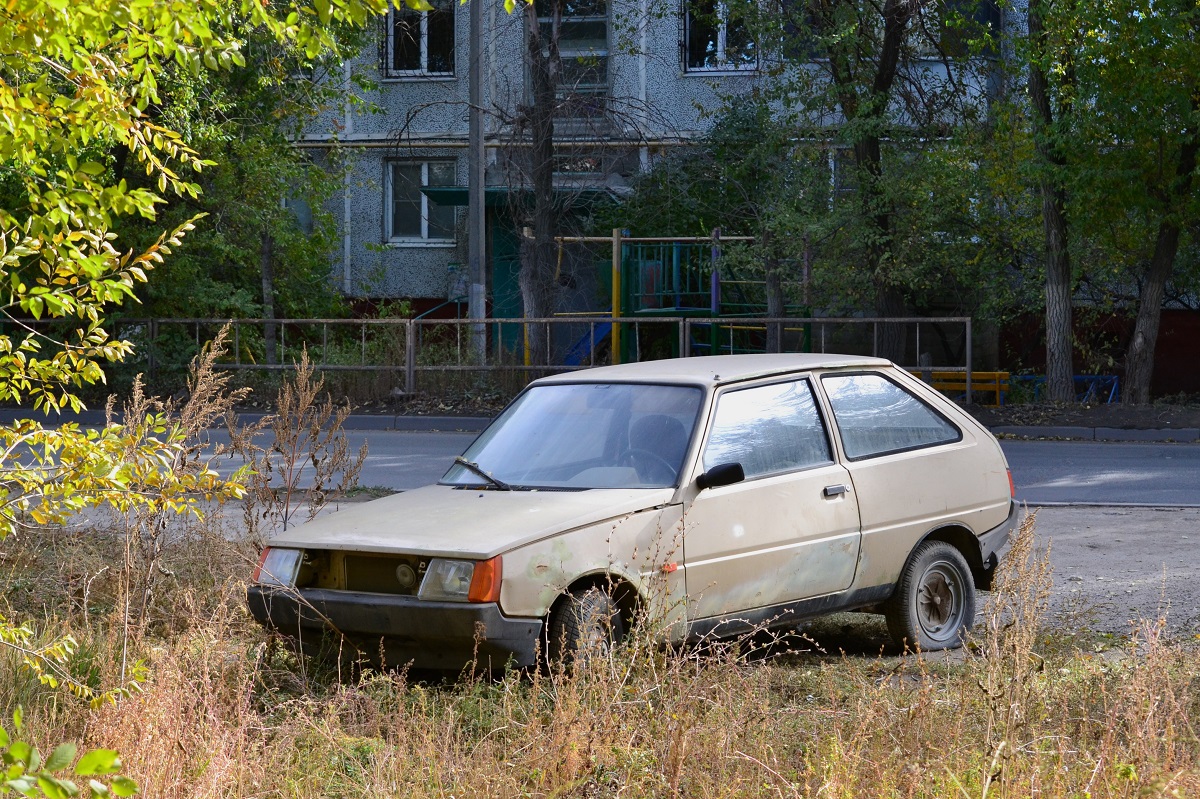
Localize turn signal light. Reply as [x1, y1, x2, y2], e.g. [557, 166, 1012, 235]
[468, 556, 502, 603]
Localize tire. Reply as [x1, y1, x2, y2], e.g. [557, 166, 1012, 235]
[884, 541, 976, 652]
[546, 587, 625, 667]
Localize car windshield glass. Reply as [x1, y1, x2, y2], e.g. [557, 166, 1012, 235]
[441, 383, 704, 489]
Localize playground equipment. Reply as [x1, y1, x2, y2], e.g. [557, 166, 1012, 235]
[552, 229, 811, 364]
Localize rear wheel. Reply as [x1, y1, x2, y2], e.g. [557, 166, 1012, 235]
[546, 587, 625, 666]
[885, 541, 975, 652]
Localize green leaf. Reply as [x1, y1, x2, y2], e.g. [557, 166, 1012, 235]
[74, 750, 120, 777]
[9, 741, 31, 765]
[44, 743, 77, 772]
[36, 775, 73, 799]
[5, 775, 37, 796]
[110, 776, 138, 797]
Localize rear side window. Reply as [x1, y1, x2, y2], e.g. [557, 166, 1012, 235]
[703, 379, 833, 478]
[822, 373, 961, 459]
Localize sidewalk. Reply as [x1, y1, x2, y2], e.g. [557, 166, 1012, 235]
[3, 408, 1196, 441]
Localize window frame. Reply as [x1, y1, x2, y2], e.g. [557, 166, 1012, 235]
[385, 159, 458, 246]
[683, 0, 759, 74]
[384, 0, 456, 80]
[820, 371, 963, 462]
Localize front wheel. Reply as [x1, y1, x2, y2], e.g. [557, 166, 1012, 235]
[884, 541, 976, 652]
[546, 587, 625, 667]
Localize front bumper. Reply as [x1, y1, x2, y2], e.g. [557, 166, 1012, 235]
[247, 585, 543, 670]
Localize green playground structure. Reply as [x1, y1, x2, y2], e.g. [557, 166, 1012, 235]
[553, 229, 812, 365]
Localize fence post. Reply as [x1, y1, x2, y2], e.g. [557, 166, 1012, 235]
[965, 317, 973, 403]
[612, 228, 622, 364]
[405, 319, 416, 395]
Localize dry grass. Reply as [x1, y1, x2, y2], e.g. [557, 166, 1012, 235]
[3, 514, 1198, 798]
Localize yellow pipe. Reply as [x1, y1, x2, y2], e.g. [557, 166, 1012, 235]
[612, 228, 622, 364]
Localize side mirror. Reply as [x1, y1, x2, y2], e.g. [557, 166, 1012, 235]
[696, 462, 745, 490]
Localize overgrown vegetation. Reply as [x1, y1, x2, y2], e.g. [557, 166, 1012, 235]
[4, 506, 1197, 797]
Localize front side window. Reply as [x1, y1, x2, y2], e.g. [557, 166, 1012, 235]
[685, 0, 757, 72]
[703, 379, 832, 478]
[387, 161, 457, 243]
[822, 373, 961, 459]
[386, 0, 455, 77]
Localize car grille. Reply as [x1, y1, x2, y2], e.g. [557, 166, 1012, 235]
[342, 553, 428, 595]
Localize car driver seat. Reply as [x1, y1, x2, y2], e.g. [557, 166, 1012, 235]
[628, 414, 690, 471]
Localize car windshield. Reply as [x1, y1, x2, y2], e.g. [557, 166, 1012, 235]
[441, 382, 704, 489]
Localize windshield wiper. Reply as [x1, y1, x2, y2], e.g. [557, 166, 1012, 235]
[453, 457, 512, 491]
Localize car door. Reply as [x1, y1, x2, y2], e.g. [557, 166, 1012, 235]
[681, 377, 862, 623]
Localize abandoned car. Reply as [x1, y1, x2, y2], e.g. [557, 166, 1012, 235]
[248, 354, 1017, 668]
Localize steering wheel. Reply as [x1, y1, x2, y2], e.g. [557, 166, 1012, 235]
[621, 448, 677, 484]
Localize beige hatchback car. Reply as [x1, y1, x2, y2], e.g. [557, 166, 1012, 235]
[248, 354, 1016, 669]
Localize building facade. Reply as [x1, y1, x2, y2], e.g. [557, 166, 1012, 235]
[299, 0, 1002, 311]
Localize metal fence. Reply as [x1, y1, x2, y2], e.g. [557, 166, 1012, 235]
[109, 315, 975, 401]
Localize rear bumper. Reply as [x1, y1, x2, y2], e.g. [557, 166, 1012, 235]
[247, 586, 543, 670]
[975, 499, 1019, 589]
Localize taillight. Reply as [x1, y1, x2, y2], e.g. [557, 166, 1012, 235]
[1007, 469, 1016, 499]
[467, 557, 502, 603]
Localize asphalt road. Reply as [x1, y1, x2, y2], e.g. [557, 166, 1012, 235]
[1000, 440, 1200, 506]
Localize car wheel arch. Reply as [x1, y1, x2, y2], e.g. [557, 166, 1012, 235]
[547, 573, 643, 633]
[915, 525, 989, 590]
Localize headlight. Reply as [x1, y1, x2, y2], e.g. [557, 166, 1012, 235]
[418, 558, 476, 601]
[253, 547, 302, 587]
[418, 557, 503, 603]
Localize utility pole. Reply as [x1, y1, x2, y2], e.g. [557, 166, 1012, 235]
[468, 0, 486, 362]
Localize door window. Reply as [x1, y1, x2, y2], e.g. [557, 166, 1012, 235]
[702, 379, 832, 478]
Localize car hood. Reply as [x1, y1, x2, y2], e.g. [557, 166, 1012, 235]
[265, 484, 677, 559]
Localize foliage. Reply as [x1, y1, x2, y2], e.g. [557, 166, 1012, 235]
[1, 708, 136, 798]
[0, 0, 401, 773]
[111, 23, 375, 323]
[613, 90, 1039, 325]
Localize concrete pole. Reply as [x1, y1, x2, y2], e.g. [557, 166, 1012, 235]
[468, 0, 486, 363]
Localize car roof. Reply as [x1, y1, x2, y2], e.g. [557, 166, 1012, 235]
[533, 353, 893, 388]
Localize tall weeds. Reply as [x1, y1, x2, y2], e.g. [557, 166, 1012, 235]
[4, 499, 1199, 798]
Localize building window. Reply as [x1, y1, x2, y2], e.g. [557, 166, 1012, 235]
[684, 0, 757, 72]
[387, 161, 457, 243]
[922, 0, 1001, 58]
[386, 0, 455, 77]
[535, 0, 610, 116]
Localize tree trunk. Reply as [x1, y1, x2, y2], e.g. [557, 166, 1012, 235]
[1028, 0, 1074, 403]
[763, 232, 786, 352]
[1121, 108, 1198, 404]
[1122, 226, 1179, 403]
[828, 0, 914, 364]
[260, 231, 277, 365]
[519, 0, 561, 366]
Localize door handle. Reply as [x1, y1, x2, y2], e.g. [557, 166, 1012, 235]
[823, 484, 848, 498]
